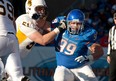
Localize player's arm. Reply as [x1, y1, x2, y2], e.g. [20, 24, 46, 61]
[28, 29, 58, 45]
[20, 21, 66, 45]
[75, 29, 104, 63]
[86, 29, 104, 61]
[75, 43, 104, 63]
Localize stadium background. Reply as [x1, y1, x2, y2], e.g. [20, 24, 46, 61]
[10, 0, 116, 81]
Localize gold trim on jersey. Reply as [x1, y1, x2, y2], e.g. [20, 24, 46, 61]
[16, 26, 27, 44]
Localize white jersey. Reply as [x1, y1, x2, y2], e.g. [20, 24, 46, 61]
[16, 14, 39, 58]
[0, 0, 15, 35]
[0, 0, 25, 81]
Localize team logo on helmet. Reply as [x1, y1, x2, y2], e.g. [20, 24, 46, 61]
[27, 0, 32, 7]
[25, 0, 47, 20]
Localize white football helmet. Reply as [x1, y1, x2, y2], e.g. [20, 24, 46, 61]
[25, 0, 47, 20]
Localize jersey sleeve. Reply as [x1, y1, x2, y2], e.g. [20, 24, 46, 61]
[84, 28, 98, 47]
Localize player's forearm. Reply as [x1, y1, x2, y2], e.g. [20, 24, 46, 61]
[30, 22, 65, 45]
[41, 27, 61, 45]
[42, 30, 57, 45]
[42, 20, 66, 43]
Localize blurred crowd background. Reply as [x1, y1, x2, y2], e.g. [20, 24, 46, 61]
[10, 0, 116, 47]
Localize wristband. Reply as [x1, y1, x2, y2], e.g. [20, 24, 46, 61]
[53, 28, 60, 34]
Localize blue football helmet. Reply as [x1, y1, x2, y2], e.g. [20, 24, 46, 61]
[66, 9, 85, 34]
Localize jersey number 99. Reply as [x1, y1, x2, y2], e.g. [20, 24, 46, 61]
[60, 39, 76, 55]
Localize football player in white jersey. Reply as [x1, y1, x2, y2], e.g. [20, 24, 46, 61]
[16, 0, 66, 58]
[0, 0, 31, 81]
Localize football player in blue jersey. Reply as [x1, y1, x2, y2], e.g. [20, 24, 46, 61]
[52, 9, 104, 81]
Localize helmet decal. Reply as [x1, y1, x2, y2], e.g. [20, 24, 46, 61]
[27, 0, 32, 7]
[25, 0, 47, 20]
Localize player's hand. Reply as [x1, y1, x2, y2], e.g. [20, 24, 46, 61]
[57, 21, 66, 32]
[75, 55, 93, 63]
[53, 21, 66, 34]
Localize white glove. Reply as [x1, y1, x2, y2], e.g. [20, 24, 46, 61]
[75, 55, 93, 63]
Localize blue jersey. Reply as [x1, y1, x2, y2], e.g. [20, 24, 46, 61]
[54, 24, 97, 69]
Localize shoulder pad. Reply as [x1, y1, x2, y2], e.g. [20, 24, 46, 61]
[16, 14, 34, 28]
[83, 27, 97, 42]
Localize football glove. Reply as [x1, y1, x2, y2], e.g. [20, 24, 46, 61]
[53, 21, 66, 34]
[57, 21, 66, 32]
[75, 55, 93, 63]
